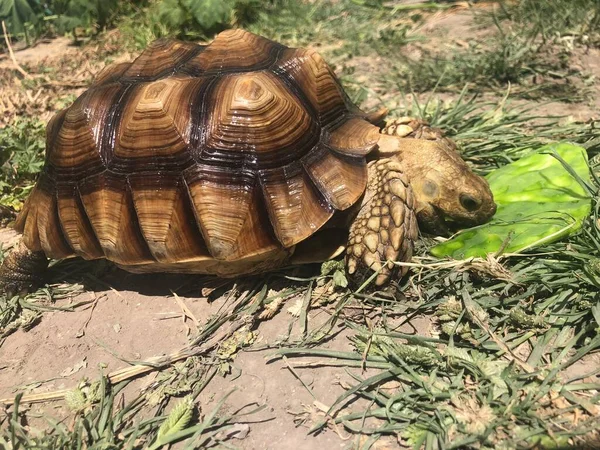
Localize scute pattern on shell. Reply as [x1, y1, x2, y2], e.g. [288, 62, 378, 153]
[16, 29, 380, 267]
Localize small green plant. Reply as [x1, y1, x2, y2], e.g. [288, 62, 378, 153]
[50, 0, 122, 35]
[0, 0, 144, 46]
[157, 0, 261, 36]
[0, 0, 48, 45]
[120, 0, 264, 48]
[0, 117, 46, 211]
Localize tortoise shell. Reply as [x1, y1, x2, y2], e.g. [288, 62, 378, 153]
[14, 29, 382, 274]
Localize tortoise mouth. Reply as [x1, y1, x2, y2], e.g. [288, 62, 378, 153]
[431, 204, 496, 236]
[426, 205, 482, 237]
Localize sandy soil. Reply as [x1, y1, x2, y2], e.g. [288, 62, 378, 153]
[0, 255, 422, 448]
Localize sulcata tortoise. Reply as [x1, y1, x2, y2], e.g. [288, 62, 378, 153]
[0, 29, 496, 295]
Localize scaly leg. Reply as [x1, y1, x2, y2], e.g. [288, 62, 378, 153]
[346, 158, 419, 286]
[0, 240, 48, 296]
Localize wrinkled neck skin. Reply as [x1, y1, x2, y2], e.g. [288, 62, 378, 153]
[375, 135, 497, 236]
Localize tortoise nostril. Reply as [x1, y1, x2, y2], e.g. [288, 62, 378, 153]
[460, 193, 481, 212]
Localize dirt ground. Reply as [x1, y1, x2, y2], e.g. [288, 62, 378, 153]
[0, 272, 351, 448]
[1, 4, 600, 449]
[0, 242, 421, 448]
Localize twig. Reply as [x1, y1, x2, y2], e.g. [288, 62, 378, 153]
[1, 21, 32, 79]
[75, 293, 102, 338]
[0, 311, 252, 406]
[462, 293, 540, 378]
[41, 81, 89, 89]
[172, 292, 200, 328]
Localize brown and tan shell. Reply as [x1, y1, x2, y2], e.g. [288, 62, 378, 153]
[14, 30, 381, 275]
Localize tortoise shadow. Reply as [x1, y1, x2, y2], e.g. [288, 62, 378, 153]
[48, 257, 320, 299]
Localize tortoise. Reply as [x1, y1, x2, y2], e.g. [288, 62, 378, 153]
[0, 29, 496, 295]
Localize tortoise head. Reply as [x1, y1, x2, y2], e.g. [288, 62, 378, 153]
[377, 135, 496, 235]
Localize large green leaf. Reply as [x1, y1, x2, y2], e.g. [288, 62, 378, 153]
[431, 142, 592, 259]
[51, 0, 120, 33]
[156, 0, 189, 31]
[0, 0, 39, 34]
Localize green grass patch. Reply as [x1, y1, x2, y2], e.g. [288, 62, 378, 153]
[498, 0, 600, 44]
[394, 0, 600, 100]
[399, 26, 585, 101]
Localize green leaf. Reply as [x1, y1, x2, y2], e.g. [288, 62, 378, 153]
[184, 0, 233, 31]
[156, 0, 190, 31]
[51, 0, 120, 33]
[332, 270, 348, 288]
[591, 302, 600, 328]
[0, 0, 39, 34]
[320, 259, 344, 277]
[431, 142, 592, 259]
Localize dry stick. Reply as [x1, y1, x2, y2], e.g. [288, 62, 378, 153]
[0, 315, 250, 406]
[41, 81, 89, 88]
[1, 21, 32, 79]
[172, 292, 200, 328]
[463, 301, 540, 378]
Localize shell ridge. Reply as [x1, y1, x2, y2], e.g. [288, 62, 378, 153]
[71, 184, 105, 258]
[78, 172, 155, 263]
[122, 39, 201, 82]
[195, 31, 286, 75]
[179, 173, 206, 246]
[301, 145, 336, 207]
[124, 180, 157, 262]
[190, 76, 220, 162]
[127, 175, 169, 261]
[270, 63, 319, 124]
[128, 172, 209, 262]
[302, 145, 367, 211]
[35, 177, 74, 258]
[44, 108, 68, 174]
[184, 163, 259, 259]
[228, 175, 260, 253]
[257, 162, 333, 248]
[267, 45, 287, 71]
[102, 83, 137, 168]
[164, 44, 207, 79]
[53, 188, 76, 257]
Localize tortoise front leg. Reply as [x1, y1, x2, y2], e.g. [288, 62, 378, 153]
[0, 240, 48, 296]
[346, 158, 419, 286]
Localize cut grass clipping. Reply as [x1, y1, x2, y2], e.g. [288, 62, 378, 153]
[432, 142, 592, 259]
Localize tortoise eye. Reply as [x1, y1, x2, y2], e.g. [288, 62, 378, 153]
[460, 193, 481, 212]
[423, 180, 439, 197]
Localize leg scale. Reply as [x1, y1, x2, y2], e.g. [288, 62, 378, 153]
[346, 159, 419, 286]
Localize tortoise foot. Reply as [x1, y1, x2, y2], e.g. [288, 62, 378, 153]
[346, 159, 419, 286]
[0, 241, 48, 296]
